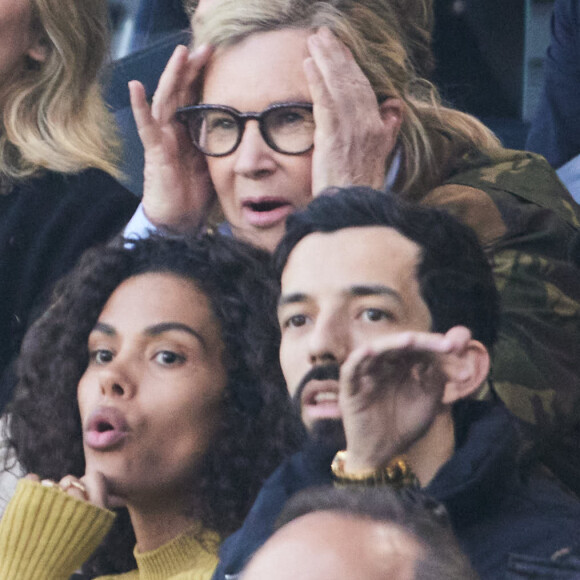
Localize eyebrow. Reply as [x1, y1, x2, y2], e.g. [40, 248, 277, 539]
[91, 321, 207, 349]
[92, 322, 115, 336]
[278, 292, 308, 307]
[349, 285, 403, 304]
[278, 285, 403, 307]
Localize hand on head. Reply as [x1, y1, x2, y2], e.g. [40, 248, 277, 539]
[130, 44, 216, 232]
[132, 24, 402, 244]
[305, 27, 403, 195]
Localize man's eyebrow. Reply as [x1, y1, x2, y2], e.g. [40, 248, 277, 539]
[144, 322, 207, 349]
[278, 292, 308, 307]
[348, 285, 403, 303]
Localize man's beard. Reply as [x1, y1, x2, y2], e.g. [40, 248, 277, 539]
[292, 364, 347, 454]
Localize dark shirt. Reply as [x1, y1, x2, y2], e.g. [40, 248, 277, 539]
[526, 0, 580, 168]
[213, 401, 580, 580]
[0, 169, 138, 411]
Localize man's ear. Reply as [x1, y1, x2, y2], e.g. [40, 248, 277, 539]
[27, 35, 49, 64]
[378, 98, 404, 142]
[441, 340, 490, 404]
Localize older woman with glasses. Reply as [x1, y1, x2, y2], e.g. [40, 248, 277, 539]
[128, 0, 580, 493]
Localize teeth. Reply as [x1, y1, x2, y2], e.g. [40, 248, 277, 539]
[314, 392, 338, 404]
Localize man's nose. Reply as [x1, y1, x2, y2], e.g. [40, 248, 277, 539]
[233, 121, 277, 178]
[308, 311, 350, 366]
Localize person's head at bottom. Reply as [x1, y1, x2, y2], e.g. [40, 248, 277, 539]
[6, 234, 300, 576]
[241, 486, 478, 580]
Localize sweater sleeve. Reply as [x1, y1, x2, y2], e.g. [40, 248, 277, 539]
[0, 479, 116, 580]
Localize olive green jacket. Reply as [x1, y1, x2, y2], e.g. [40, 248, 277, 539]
[417, 149, 580, 487]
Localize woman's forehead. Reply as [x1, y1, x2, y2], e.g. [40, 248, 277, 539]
[202, 29, 312, 108]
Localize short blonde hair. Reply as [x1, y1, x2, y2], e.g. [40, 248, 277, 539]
[189, 0, 502, 198]
[0, 0, 120, 180]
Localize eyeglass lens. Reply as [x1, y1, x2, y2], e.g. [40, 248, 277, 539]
[188, 105, 314, 156]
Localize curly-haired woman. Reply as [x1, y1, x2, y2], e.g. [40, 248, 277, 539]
[0, 0, 138, 409]
[0, 234, 302, 578]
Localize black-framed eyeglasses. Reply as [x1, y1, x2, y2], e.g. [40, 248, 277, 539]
[175, 102, 315, 157]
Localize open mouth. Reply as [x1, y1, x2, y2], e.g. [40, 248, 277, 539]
[84, 407, 129, 451]
[246, 199, 290, 212]
[94, 420, 114, 433]
[241, 198, 294, 228]
[312, 391, 339, 404]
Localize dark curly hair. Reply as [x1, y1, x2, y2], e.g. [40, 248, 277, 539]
[5, 233, 304, 576]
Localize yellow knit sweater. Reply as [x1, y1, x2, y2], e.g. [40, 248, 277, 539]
[0, 480, 219, 580]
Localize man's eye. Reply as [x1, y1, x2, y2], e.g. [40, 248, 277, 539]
[362, 309, 392, 322]
[154, 351, 185, 366]
[90, 349, 113, 364]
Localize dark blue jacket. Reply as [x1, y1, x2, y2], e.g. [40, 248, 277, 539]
[526, 0, 580, 168]
[213, 401, 580, 580]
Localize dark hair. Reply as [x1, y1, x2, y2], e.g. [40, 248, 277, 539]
[274, 486, 478, 579]
[5, 234, 303, 576]
[274, 186, 499, 350]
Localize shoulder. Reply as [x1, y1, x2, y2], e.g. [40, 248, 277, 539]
[56, 169, 139, 208]
[214, 451, 332, 580]
[14, 168, 138, 212]
[446, 149, 577, 215]
[423, 149, 580, 245]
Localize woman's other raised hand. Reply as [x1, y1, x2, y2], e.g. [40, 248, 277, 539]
[305, 28, 403, 195]
[130, 45, 215, 233]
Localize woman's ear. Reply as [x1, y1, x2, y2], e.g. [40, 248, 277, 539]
[379, 98, 404, 142]
[441, 340, 490, 404]
[27, 35, 49, 64]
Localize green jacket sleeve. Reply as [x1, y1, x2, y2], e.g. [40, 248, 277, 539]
[422, 150, 580, 435]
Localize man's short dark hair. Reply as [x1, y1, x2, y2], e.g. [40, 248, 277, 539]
[274, 187, 500, 350]
[276, 486, 478, 579]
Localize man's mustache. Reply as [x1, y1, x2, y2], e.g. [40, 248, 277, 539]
[292, 363, 340, 408]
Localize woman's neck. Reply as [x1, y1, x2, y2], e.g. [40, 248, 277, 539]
[127, 501, 198, 553]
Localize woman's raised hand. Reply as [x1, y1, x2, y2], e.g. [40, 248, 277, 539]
[26, 471, 124, 510]
[305, 28, 403, 195]
[130, 44, 215, 233]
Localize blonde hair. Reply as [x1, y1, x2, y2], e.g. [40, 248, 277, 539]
[0, 0, 120, 181]
[189, 0, 502, 198]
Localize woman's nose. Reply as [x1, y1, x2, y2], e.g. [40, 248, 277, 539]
[233, 121, 277, 178]
[98, 363, 135, 399]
